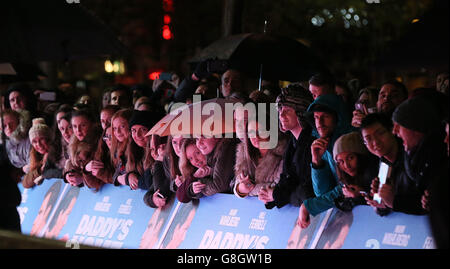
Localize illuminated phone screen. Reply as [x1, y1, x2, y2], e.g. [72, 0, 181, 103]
[373, 162, 390, 204]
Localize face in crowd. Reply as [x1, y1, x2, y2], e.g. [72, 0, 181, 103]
[309, 84, 332, 100]
[278, 105, 299, 132]
[392, 122, 424, 153]
[247, 120, 270, 150]
[71, 115, 92, 142]
[9, 91, 27, 111]
[110, 90, 130, 108]
[185, 143, 207, 169]
[2, 114, 19, 137]
[361, 122, 396, 159]
[196, 137, 219, 155]
[131, 124, 149, 148]
[171, 136, 183, 157]
[335, 152, 358, 177]
[376, 84, 406, 114]
[221, 70, 242, 98]
[100, 109, 115, 130]
[32, 135, 50, 155]
[314, 111, 336, 138]
[58, 118, 73, 144]
[103, 127, 113, 149]
[112, 116, 129, 143]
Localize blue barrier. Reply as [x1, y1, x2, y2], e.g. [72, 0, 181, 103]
[17, 178, 436, 249]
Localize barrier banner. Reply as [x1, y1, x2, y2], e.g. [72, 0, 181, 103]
[43, 183, 177, 249]
[327, 205, 436, 249]
[17, 179, 66, 236]
[160, 194, 322, 249]
[17, 179, 436, 249]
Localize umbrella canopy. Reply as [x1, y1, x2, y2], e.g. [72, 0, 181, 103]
[189, 33, 328, 82]
[147, 98, 238, 137]
[0, 0, 127, 63]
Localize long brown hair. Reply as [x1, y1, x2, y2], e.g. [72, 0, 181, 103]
[178, 138, 197, 182]
[109, 108, 132, 166]
[165, 135, 183, 179]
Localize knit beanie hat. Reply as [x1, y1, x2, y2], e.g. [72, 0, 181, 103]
[333, 131, 369, 161]
[392, 96, 440, 134]
[276, 83, 314, 126]
[128, 110, 156, 130]
[28, 118, 51, 142]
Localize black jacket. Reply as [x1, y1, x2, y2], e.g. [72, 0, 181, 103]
[0, 146, 22, 232]
[142, 158, 174, 208]
[382, 139, 427, 215]
[266, 126, 315, 209]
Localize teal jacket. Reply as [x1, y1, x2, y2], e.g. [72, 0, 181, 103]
[303, 94, 354, 216]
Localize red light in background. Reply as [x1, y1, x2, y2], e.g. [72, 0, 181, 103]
[163, 14, 171, 24]
[148, 71, 162, 80]
[162, 25, 173, 40]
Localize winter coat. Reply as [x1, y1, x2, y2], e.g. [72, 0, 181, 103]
[63, 128, 104, 191]
[201, 138, 238, 196]
[142, 158, 174, 208]
[265, 126, 316, 209]
[176, 139, 239, 203]
[0, 155, 22, 232]
[303, 94, 354, 216]
[3, 110, 31, 169]
[387, 135, 438, 215]
[233, 135, 288, 198]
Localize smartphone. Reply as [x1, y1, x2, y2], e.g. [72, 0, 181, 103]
[157, 192, 165, 199]
[39, 91, 56, 101]
[159, 72, 173, 81]
[373, 161, 390, 204]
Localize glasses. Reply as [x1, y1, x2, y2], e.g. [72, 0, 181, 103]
[103, 135, 112, 141]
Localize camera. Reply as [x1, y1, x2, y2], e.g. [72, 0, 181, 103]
[355, 102, 377, 114]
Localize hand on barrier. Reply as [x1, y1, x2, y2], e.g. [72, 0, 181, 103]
[297, 203, 311, 229]
[258, 186, 274, 203]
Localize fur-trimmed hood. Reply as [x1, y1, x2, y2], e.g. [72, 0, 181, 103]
[234, 135, 288, 188]
[2, 109, 31, 144]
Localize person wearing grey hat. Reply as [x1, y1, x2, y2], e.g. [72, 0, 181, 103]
[332, 132, 379, 212]
[262, 83, 315, 210]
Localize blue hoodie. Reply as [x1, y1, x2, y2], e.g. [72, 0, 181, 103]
[303, 94, 354, 216]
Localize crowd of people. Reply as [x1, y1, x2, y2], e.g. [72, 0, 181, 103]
[0, 63, 448, 248]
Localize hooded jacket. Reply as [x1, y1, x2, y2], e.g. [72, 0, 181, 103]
[3, 109, 31, 169]
[303, 94, 354, 216]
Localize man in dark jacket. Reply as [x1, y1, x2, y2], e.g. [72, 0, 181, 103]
[261, 83, 315, 209]
[360, 113, 428, 215]
[0, 145, 22, 232]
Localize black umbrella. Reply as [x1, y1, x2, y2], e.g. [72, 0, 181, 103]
[0, 63, 47, 83]
[189, 33, 328, 82]
[0, 0, 127, 63]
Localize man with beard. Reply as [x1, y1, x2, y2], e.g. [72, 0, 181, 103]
[297, 94, 353, 228]
[352, 80, 408, 128]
